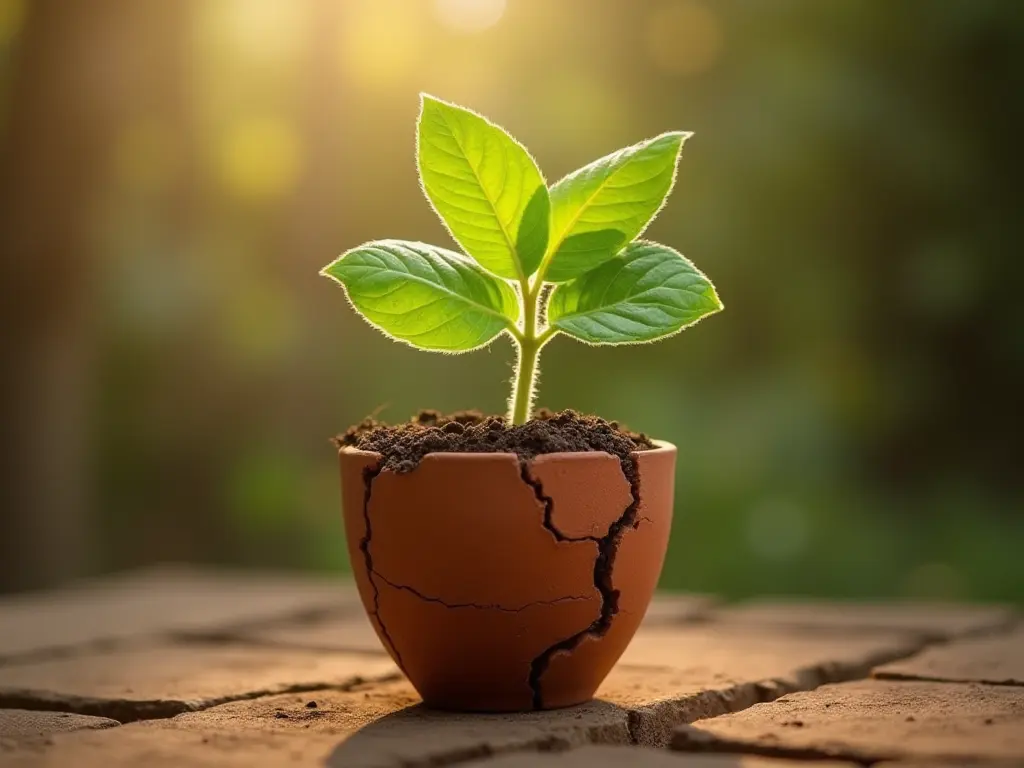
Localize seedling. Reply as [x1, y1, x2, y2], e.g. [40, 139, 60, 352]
[321, 95, 723, 424]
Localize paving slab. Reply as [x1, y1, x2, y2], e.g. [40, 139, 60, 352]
[0, 565, 360, 662]
[0, 709, 118, 748]
[595, 664, 764, 747]
[1, 634, 920, 768]
[0, 619, 923, 751]
[710, 598, 1017, 641]
[607, 624, 922, 746]
[236, 592, 718, 655]
[239, 619, 920, 714]
[212, 623, 923, 750]
[0, 643, 397, 722]
[2, 580, 1011, 767]
[0, 724, 341, 766]
[458, 745, 850, 767]
[672, 679, 1024, 763]
[172, 681, 632, 767]
[0, 682, 630, 768]
[236, 612, 385, 653]
[0, 654, 851, 766]
[619, 624, 923, 682]
[224, 623, 918, 754]
[875, 626, 1024, 686]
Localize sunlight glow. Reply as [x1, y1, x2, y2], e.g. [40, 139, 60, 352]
[200, 0, 307, 67]
[216, 117, 302, 203]
[338, 2, 424, 88]
[433, 0, 507, 33]
[646, 0, 722, 76]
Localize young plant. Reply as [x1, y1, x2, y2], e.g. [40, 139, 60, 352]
[322, 95, 723, 425]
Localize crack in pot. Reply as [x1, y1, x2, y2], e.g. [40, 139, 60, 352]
[525, 453, 642, 710]
[371, 572, 592, 613]
[360, 464, 407, 675]
[520, 461, 602, 544]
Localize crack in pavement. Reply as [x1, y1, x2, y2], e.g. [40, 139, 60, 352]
[371, 572, 592, 613]
[661, 633, 983, 759]
[627, 635, 934, 747]
[524, 454, 641, 710]
[0, 672, 404, 725]
[673, 725, 892, 764]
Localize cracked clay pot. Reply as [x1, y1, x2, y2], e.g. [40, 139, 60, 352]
[337, 442, 676, 712]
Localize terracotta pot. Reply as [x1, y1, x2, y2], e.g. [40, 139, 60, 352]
[337, 441, 676, 712]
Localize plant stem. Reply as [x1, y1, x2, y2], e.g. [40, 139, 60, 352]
[509, 279, 545, 425]
[510, 335, 542, 425]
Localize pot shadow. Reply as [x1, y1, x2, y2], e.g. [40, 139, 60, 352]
[324, 698, 631, 767]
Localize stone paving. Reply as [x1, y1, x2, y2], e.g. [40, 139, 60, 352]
[0, 567, 1019, 767]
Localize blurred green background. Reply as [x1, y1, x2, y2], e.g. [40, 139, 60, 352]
[1, 0, 1021, 601]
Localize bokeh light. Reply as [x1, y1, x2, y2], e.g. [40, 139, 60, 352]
[215, 116, 302, 202]
[200, 0, 307, 68]
[338, 1, 425, 89]
[433, 0, 507, 34]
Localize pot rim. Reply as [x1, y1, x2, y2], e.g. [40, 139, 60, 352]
[337, 439, 676, 461]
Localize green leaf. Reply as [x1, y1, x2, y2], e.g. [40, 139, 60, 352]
[547, 241, 722, 345]
[321, 240, 519, 352]
[543, 132, 690, 283]
[417, 94, 549, 282]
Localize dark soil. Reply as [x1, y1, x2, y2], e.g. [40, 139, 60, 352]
[335, 409, 654, 473]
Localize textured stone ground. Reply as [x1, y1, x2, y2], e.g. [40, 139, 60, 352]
[0, 568, 1018, 767]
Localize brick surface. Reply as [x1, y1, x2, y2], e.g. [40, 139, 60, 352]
[619, 624, 922, 685]
[0, 566, 359, 662]
[225, 622, 924, 750]
[672, 679, 1024, 763]
[710, 599, 1016, 640]
[237, 592, 717, 655]
[596, 664, 763, 747]
[603, 624, 922, 746]
[458, 745, 850, 767]
[2, 632, 933, 768]
[1, 575, 1014, 768]
[0, 644, 397, 722]
[875, 626, 1024, 686]
[183, 681, 631, 767]
[238, 613, 385, 653]
[0, 725, 340, 767]
[0, 682, 630, 768]
[0, 709, 118, 744]
[320, 698, 629, 767]
[243, 616, 921, 718]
